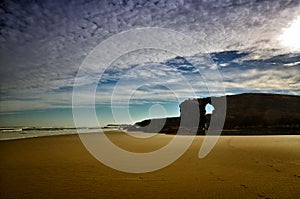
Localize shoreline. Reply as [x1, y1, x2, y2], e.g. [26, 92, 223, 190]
[1, 129, 300, 142]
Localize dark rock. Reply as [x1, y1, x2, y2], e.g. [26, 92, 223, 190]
[128, 93, 300, 135]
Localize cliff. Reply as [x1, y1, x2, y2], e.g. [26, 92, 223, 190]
[128, 93, 300, 135]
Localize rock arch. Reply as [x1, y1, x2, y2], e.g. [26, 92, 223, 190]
[179, 97, 212, 132]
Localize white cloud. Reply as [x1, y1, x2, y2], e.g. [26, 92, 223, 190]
[283, 61, 300, 66]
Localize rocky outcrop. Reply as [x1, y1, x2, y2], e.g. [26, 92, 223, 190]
[131, 117, 180, 134]
[129, 93, 300, 134]
[202, 93, 300, 129]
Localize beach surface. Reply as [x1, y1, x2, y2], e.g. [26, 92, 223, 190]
[1, 131, 300, 198]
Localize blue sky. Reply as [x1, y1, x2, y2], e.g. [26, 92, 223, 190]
[0, 0, 299, 127]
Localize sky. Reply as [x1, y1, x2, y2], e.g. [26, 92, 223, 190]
[0, 0, 299, 127]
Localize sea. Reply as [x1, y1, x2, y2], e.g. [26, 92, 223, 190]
[0, 127, 104, 141]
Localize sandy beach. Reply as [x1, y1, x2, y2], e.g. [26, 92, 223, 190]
[1, 132, 300, 198]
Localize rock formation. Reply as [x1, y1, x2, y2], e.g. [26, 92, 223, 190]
[128, 93, 300, 135]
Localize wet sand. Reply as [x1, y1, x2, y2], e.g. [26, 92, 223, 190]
[1, 132, 300, 198]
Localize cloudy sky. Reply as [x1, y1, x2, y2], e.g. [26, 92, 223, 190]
[0, 0, 299, 127]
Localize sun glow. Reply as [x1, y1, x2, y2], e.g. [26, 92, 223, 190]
[279, 16, 300, 51]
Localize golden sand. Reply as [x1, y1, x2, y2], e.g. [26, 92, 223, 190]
[1, 132, 300, 198]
